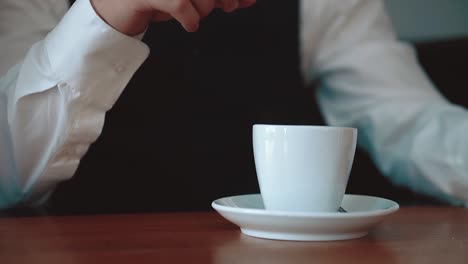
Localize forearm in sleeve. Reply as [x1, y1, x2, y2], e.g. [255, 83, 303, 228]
[301, 0, 468, 205]
[0, 0, 149, 208]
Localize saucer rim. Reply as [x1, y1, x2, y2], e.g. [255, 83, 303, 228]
[212, 193, 399, 218]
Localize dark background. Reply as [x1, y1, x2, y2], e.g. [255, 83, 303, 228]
[7, 0, 468, 216]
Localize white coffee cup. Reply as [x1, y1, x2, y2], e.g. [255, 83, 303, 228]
[252, 124, 357, 213]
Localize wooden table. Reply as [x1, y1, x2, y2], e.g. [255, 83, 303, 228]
[0, 207, 467, 264]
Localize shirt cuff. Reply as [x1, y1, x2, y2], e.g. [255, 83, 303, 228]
[44, 0, 150, 109]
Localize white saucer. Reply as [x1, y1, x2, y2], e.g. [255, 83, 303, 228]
[212, 194, 399, 241]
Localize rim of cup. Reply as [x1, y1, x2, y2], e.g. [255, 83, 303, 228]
[253, 124, 357, 132]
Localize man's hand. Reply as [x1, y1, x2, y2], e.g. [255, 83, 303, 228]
[91, 0, 256, 36]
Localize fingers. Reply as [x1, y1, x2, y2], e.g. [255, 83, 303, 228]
[192, 0, 216, 18]
[170, 1, 201, 32]
[215, 0, 238, 12]
[146, 0, 200, 32]
[151, 12, 173, 22]
[215, 0, 256, 12]
[238, 0, 256, 8]
[146, 0, 256, 32]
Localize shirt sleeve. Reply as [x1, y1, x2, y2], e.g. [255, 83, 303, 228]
[300, 0, 468, 206]
[0, 0, 149, 208]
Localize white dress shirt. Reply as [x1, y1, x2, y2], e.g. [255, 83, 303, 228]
[0, 0, 467, 209]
